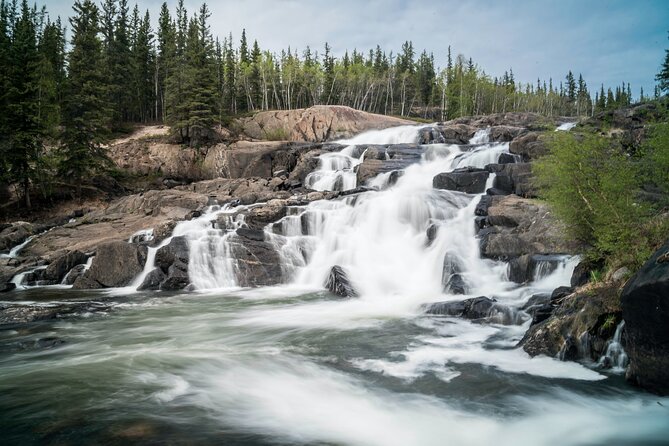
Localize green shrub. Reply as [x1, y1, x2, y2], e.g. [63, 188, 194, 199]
[534, 132, 665, 271]
[263, 127, 290, 141]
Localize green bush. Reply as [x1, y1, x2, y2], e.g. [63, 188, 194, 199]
[534, 132, 667, 271]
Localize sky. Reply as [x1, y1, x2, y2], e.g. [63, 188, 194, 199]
[44, 0, 669, 98]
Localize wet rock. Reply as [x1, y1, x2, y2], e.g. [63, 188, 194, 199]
[62, 264, 87, 286]
[325, 265, 358, 297]
[426, 124, 476, 144]
[152, 236, 190, 291]
[160, 263, 189, 291]
[425, 224, 439, 246]
[486, 163, 534, 198]
[621, 239, 669, 395]
[42, 250, 89, 284]
[442, 253, 466, 294]
[520, 283, 621, 361]
[228, 235, 283, 287]
[73, 241, 147, 289]
[1, 282, 16, 292]
[475, 195, 494, 216]
[433, 168, 489, 194]
[236, 227, 265, 242]
[497, 153, 517, 164]
[507, 254, 563, 284]
[155, 236, 189, 272]
[424, 296, 505, 321]
[245, 201, 288, 230]
[0, 301, 112, 325]
[138, 268, 166, 291]
[551, 286, 573, 302]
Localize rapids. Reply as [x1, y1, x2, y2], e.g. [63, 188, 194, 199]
[1, 125, 668, 445]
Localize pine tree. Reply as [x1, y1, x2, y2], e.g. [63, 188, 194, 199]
[156, 2, 175, 122]
[656, 31, 669, 94]
[5, 0, 41, 207]
[59, 0, 110, 199]
[130, 9, 154, 122]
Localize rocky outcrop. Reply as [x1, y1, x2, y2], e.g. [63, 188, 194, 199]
[447, 112, 557, 131]
[507, 254, 564, 284]
[621, 240, 669, 395]
[509, 132, 549, 161]
[520, 283, 622, 361]
[227, 232, 283, 287]
[485, 163, 536, 198]
[73, 241, 147, 289]
[144, 236, 191, 291]
[325, 265, 358, 297]
[478, 195, 581, 259]
[419, 124, 476, 144]
[236, 105, 413, 142]
[433, 168, 489, 194]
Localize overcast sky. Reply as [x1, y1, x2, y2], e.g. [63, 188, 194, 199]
[44, 0, 669, 98]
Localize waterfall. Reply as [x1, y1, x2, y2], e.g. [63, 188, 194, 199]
[268, 127, 522, 301]
[598, 321, 629, 372]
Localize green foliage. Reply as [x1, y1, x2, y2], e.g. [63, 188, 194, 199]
[59, 0, 111, 198]
[534, 132, 665, 271]
[656, 31, 669, 94]
[263, 127, 289, 141]
[641, 122, 669, 195]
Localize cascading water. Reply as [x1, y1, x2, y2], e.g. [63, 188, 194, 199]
[3, 125, 669, 446]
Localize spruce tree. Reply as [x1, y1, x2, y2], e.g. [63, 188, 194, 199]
[656, 31, 669, 94]
[59, 0, 110, 199]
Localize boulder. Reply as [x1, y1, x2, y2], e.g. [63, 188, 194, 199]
[138, 268, 166, 291]
[42, 250, 89, 284]
[325, 265, 358, 298]
[422, 124, 476, 144]
[433, 168, 489, 194]
[507, 254, 564, 284]
[62, 264, 87, 286]
[160, 263, 189, 291]
[424, 296, 515, 323]
[509, 132, 549, 161]
[621, 240, 669, 395]
[442, 253, 466, 294]
[73, 241, 147, 289]
[520, 283, 622, 361]
[228, 235, 283, 287]
[155, 236, 189, 272]
[486, 163, 535, 198]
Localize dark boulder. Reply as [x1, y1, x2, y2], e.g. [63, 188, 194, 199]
[42, 250, 89, 284]
[433, 168, 489, 194]
[442, 253, 466, 294]
[497, 153, 518, 164]
[509, 132, 548, 161]
[227, 235, 283, 287]
[621, 240, 669, 395]
[236, 227, 266, 242]
[72, 241, 147, 289]
[486, 163, 535, 198]
[154, 236, 190, 291]
[425, 224, 439, 246]
[507, 254, 563, 284]
[551, 286, 573, 302]
[325, 265, 358, 298]
[424, 296, 513, 322]
[1, 282, 16, 292]
[155, 236, 189, 272]
[62, 264, 87, 286]
[138, 268, 166, 291]
[570, 258, 605, 288]
[475, 195, 494, 216]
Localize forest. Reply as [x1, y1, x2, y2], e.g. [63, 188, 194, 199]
[0, 0, 659, 208]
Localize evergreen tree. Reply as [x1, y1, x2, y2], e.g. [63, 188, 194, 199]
[59, 0, 110, 199]
[5, 0, 40, 207]
[156, 2, 175, 122]
[656, 31, 669, 94]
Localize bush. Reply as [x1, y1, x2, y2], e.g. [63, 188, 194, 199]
[534, 132, 667, 271]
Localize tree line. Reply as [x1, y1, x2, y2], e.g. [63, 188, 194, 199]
[0, 0, 664, 209]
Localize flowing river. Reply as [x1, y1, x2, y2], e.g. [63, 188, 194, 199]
[1, 126, 668, 445]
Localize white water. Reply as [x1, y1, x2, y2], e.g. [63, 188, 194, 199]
[598, 320, 629, 372]
[556, 122, 577, 131]
[0, 235, 35, 259]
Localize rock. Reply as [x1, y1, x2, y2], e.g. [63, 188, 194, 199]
[509, 132, 549, 161]
[621, 240, 669, 395]
[42, 250, 89, 284]
[236, 105, 413, 143]
[497, 153, 517, 164]
[570, 258, 604, 287]
[486, 163, 535, 198]
[489, 125, 526, 142]
[442, 253, 466, 294]
[480, 195, 581, 260]
[475, 195, 494, 216]
[138, 268, 166, 291]
[520, 283, 621, 360]
[73, 242, 147, 289]
[244, 202, 287, 229]
[1, 282, 16, 292]
[227, 235, 283, 287]
[160, 263, 189, 291]
[433, 168, 489, 194]
[236, 227, 265, 242]
[425, 224, 438, 246]
[155, 236, 189, 272]
[507, 254, 563, 284]
[0, 222, 34, 253]
[62, 264, 87, 286]
[551, 286, 573, 302]
[325, 265, 358, 298]
[423, 124, 476, 144]
[609, 267, 631, 283]
[424, 296, 508, 321]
